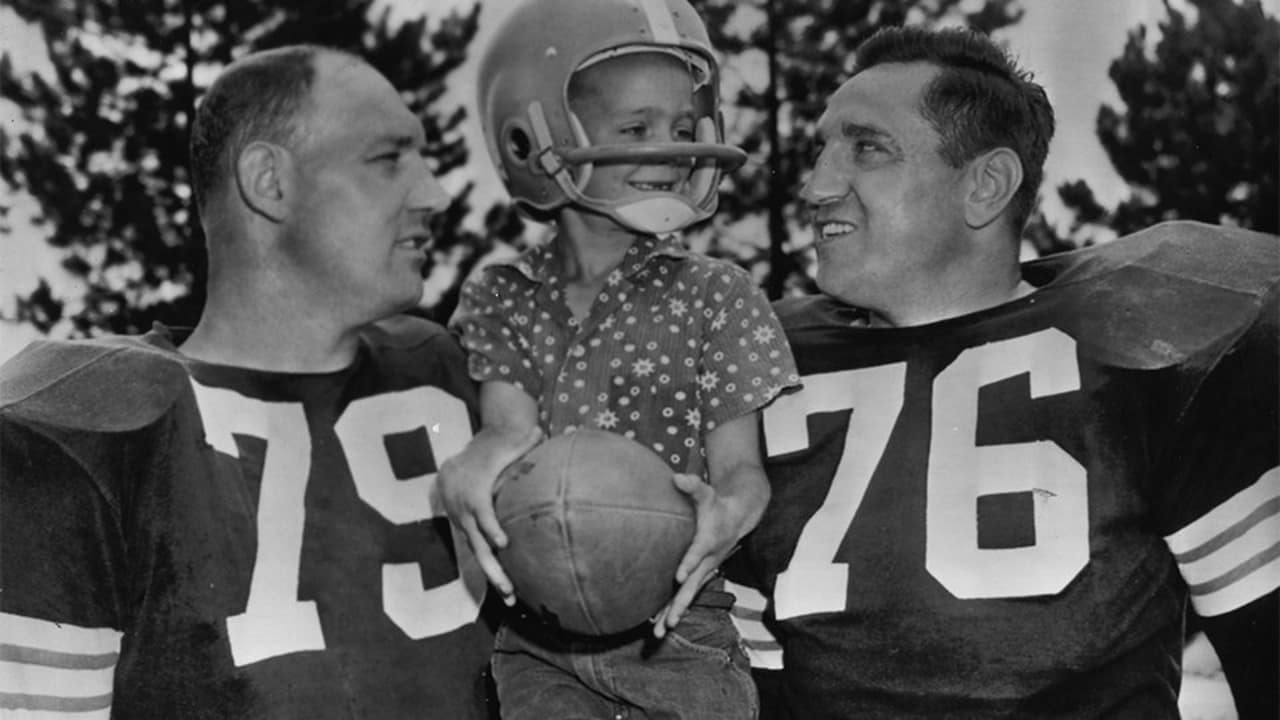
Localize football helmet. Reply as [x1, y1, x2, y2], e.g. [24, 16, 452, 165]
[476, 0, 746, 235]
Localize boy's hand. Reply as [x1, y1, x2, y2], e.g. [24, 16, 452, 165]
[440, 426, 542, 606]
[651, 471, 760, 638]
[651, 414, 770, 638]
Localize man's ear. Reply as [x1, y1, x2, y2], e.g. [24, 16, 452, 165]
[963, 147, 1022, 229]
[235, 141, 292, 222]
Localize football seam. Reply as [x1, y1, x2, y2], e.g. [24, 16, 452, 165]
[496, 505, 695, 523]
[561, 435, 601, 635]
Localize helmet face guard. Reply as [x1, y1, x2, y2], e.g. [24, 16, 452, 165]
[478, 0, 746, 234]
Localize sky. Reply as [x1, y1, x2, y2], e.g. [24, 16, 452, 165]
[0, 0, 1263, 361]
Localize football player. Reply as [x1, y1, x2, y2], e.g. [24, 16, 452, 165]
[728, 26, 1279, 719]
[0, 46, 526, 718]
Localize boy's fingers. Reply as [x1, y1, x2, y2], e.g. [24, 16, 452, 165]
[654, 555, 718, 637]
[473, 501, 509, 549]
[662, 579, 699, 632]
[462, 517, 515, 602]
[667, 555, 725, 630]
[672, 476, 719, 582]
[650, 604, 672, 638]
[675, 542, 709, 584]
[675, 518, 725, 581]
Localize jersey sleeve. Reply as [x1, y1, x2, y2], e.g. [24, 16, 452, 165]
[1153, 282, 1279, 719]
[0, 338, 189, 716]
[450, 271, 543, 400]
[1155, 284, 1280, 619]
[696, 265, 800, 430]
[0, 417, 131, 716]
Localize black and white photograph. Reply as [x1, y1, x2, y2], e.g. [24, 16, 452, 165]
[1, 1, 1276, 717]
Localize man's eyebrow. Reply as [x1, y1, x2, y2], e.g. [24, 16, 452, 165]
[814, 118, 891, 143]
[368, 132, 423, 152]
[841, 121, 894, 143]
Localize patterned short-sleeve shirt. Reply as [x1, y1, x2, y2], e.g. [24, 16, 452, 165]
[452, 234, 800, 473]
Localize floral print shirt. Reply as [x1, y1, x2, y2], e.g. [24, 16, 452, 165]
[452, 234, 800, 473]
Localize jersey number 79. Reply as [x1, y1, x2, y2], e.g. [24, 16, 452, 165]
[191, 381, 484, 667]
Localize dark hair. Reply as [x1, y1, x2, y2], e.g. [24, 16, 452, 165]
[188, 45, 358, 211]
[853, 26, 1054, 231]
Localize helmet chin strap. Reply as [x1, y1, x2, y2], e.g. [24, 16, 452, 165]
[540, 160, 712, 233]
[611, 196, 706, 235]
[548, 170, 713, 234]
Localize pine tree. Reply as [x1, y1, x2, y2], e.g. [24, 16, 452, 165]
[1059, 0, 1278, 240]
[686, 0, 1025, 298]
[1, 0, 483, 336]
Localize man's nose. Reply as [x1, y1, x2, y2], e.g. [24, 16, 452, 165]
[798, 148, 848, 208]
[408, 156, 451, 215]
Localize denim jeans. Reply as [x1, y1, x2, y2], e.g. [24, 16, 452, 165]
[492, 598, 758, 720]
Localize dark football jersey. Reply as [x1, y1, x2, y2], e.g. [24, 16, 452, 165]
[0, 317, 497, 719]
[733, 222, 1280, 718]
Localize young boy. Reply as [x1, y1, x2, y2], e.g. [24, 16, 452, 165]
[440, 0, 799, 717]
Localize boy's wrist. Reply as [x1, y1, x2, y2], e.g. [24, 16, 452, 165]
[723, 471, 770, 534]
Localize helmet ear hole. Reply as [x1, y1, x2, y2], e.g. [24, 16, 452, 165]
[503, 122, 534, 163]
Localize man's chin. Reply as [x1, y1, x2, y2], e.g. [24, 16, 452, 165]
[376, 275, 426, 318]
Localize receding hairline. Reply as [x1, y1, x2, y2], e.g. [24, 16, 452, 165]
[235, 46, 370, 137]
[227, 43, 364, 77]
[201, 46, 372, 197]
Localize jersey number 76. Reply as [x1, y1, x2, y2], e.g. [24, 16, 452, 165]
[763, 328, 1088, 619]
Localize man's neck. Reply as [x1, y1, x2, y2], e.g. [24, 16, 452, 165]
[873, 271, 1034, 328]
[180, 291, 363, 373]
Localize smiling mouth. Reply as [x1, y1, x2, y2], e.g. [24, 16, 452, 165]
[816, 221, 856, 242]
[630, 180, 679, 192]
[396, 233, 431, 251]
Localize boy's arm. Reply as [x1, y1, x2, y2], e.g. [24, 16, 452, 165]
[439, 380, 541, 606]
[654, 411, 770, 637]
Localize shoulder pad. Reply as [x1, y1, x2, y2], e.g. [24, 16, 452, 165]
[1028, 221, 1280, 368]
[0, 336, 191, 432]
[1028, 221, 1280, 295]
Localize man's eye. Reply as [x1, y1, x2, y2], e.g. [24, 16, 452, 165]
[854, 140, 883, 155]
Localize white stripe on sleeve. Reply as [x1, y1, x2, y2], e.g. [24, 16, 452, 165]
[1165, 467, 1280, 617]
[725, 580, 784, 670]
[0, 613, 120, 717]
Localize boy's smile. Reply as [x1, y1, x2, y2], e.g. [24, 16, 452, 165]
[568, 52, 704, 210]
